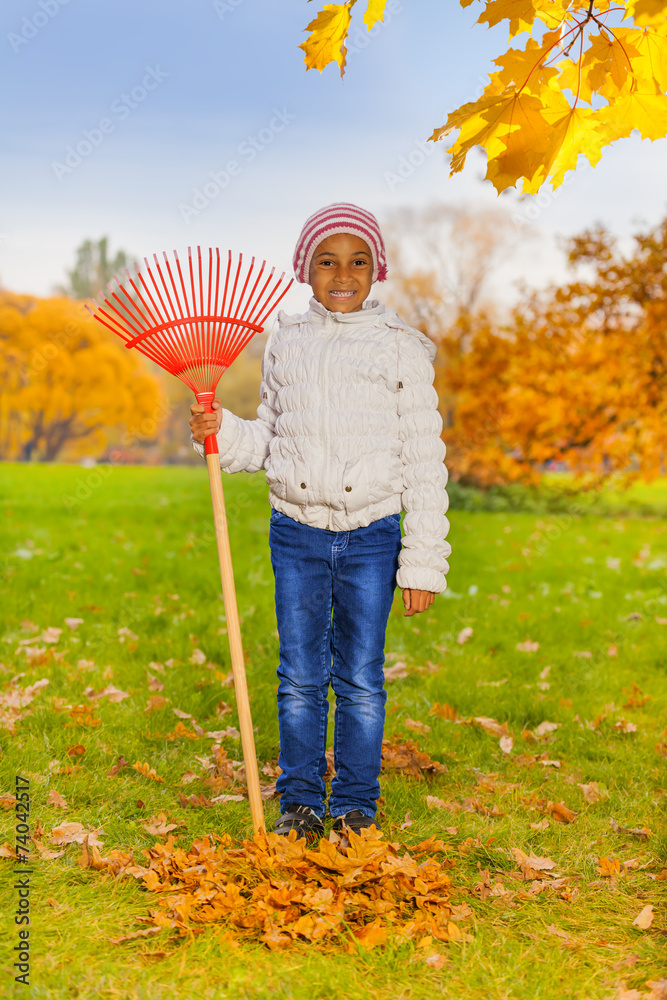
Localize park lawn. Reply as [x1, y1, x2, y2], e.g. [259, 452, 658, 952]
[0, 462, 666, 1000]
[542, 472, 667, 518]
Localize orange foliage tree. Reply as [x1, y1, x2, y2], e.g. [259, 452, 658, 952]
[0, 293, 165, 461]
[438, 216, 667, 487]
[383, 203, 519, 460]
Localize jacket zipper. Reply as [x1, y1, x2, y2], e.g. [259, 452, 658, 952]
[320, 316, 335, 530]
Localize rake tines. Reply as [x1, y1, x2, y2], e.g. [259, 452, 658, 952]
[86, 246, 293, 397]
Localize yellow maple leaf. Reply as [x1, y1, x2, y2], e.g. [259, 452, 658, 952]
[596, 86, 667, 141]
[630, 24, 667, 92]
[363, 0, 386, 29]
[629, 0, 667, 26]
[440, 88, 559, 188]
[556, 56, 595, 103]
[430, 93, 500, 144]
[491, 35, 560, 94]
[477, 0, 571, 39]
[300, 2, 356, 76]
[583, 31, 641, 96]
[523, 105, 608, 192]
[478, 0, 540, 38]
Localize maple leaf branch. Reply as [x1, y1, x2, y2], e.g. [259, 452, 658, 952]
[561, 14, 589, 59]
[516, 19, 584, 97]
[574, 23, 586, 105]
[595, 21, 640, 78]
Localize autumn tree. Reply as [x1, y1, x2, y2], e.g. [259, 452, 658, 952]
[383, 202, 520, 437]
[58, 237, 131, 300]
[384, 202, 518, 338]
[299, 1, 667, 193]
[0, 293, 165, 462]
[440, 214, 667, 488]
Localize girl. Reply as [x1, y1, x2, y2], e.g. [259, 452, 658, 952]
[190, 202, 451, 839]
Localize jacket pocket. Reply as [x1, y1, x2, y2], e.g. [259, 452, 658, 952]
[267, 456, 318, 507]
[283, 465, 312, 506]
[341, 456, 370, 513]
[342, 455, 401, 513]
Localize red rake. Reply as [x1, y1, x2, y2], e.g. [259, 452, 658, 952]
[87, 246, 294, 834]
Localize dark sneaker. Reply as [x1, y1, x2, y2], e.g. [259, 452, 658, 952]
[274, 804, 325, 840]
[331, 809, 381, 835]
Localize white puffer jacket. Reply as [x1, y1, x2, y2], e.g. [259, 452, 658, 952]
[191, 296, 451, 594]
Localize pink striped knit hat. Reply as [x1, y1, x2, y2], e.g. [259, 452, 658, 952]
[293, 202, 388, 284]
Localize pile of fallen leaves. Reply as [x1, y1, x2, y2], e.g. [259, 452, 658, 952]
[77, 827, 471, 953]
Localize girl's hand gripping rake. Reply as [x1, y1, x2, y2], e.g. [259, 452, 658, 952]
[87, 246, 293, 834]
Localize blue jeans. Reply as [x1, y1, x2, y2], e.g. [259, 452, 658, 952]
[269, 509, 402, 819]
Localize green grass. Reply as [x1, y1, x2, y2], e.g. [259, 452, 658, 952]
[1, 463, 666, 1000]
[448, 470, 667, 518]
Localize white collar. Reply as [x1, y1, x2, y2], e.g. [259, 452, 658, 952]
[306, 295, 386, 324]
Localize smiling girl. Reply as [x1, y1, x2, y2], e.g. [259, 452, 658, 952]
[190, 202, 451, 839]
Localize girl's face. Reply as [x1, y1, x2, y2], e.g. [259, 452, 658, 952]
[308, 233, 373, 313]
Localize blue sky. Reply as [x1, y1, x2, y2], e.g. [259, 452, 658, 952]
[2, 0, 666, 311]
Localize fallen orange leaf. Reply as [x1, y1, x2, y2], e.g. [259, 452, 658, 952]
[429, 702, 458, 720]
[50, 822, 104, 846]
[353, 919, 388, 951]
[425, 796, 458, 812]
[499, 735, 514, 754]
[534, 721, 560, 737]
[578, 781, 604, 803]
[107, 756, 129, 777]
[610, 818, 651, 841]
[597, 856, 622, 877]
[178, 792, 213, 808]
[144, 695, 168, 714]
[550, 801, 578, 824]
[472, 716, 511, 739]
[384, 662, 409, 681]
[612, 983, 646, 1000]
[382, 740, 446, 779]
[132, 761, 165, 783]
[511, 847, 557, 875]
[632, 904, 654, 930]
[141, 813, 183, 836]
[46, 789, 68, 810]
[404, 717, 431, 734]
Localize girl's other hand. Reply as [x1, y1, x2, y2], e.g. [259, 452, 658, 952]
[189, 398, 222, 443]
[402, 589, 435, 617]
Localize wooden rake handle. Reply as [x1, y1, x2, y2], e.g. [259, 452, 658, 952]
[205, 452, 265, 834]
